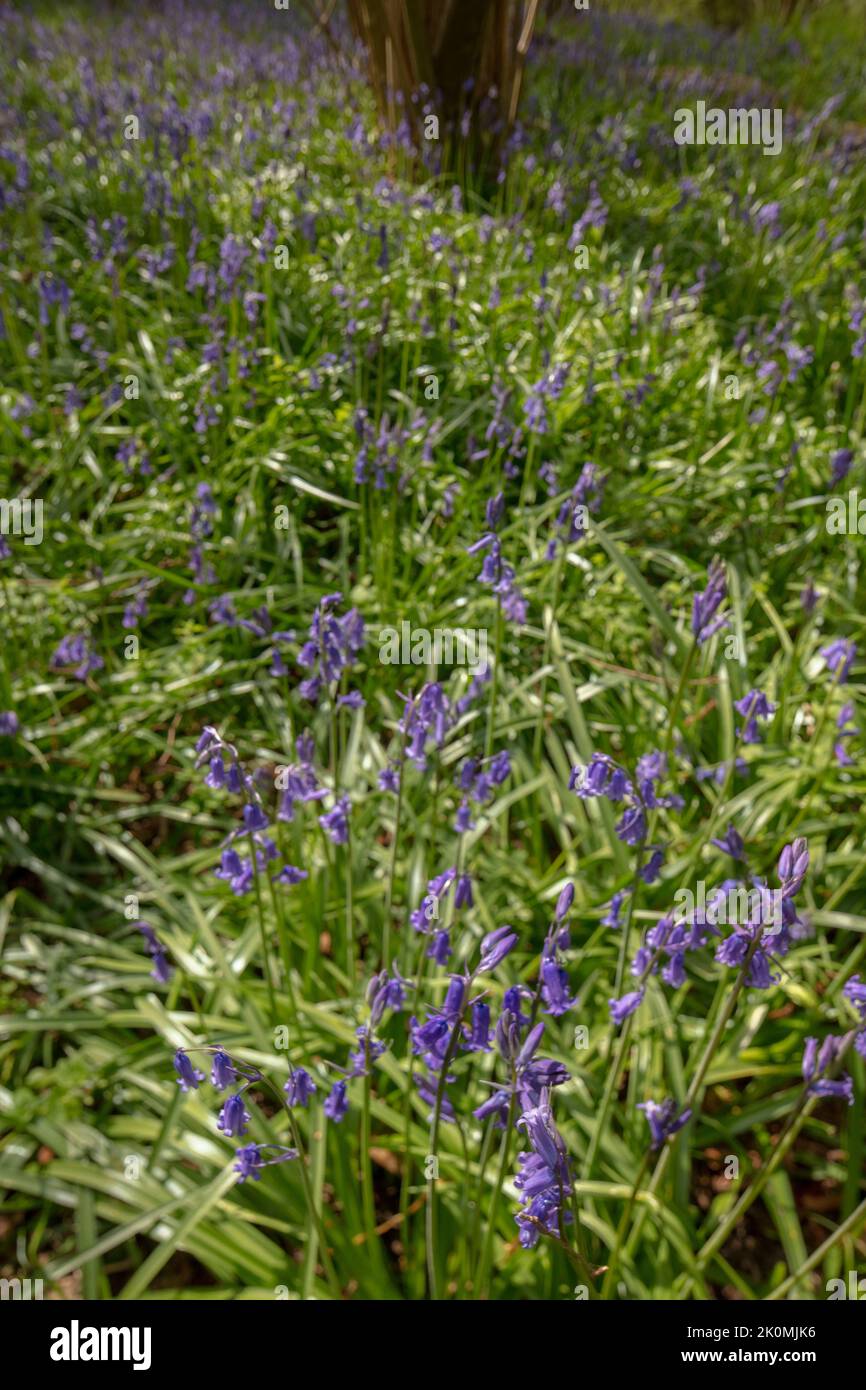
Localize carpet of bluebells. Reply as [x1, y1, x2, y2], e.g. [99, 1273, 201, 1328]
[2, 0, 866, 1302]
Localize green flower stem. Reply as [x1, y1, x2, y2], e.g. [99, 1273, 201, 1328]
[766, 1194, 866, 1301]
[475, 1068, 517, 1299]
[426, 994, 471, 1300]
[599, 1148, 651, 1299]
[260, 1076, 342, 1299]
[382, 715, 410, 972]
[484, 599, 504, 760]
[359, 1045, 387, 1282]
[248, 829, 277, 1025]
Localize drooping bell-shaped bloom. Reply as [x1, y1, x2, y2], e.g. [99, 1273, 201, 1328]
[174, 1049, 204, 1092]
[211, 1049, 237, 1091]
[234, 1143, 298, 1183]
[637, 1098, 692, 1149]
[476, 926, 518, 975]
[217, 1093, 251, 1138]
[285, 1067, 317, 1108]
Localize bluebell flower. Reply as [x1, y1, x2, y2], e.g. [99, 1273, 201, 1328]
[514, 1100, 572, 1249]
[214, 847, 254, 896]
[835, 702, 859, 766]
[285, 1067, 317, 1108]
[297, 593, 364, 703]
[211, 1049, 236, 1091]
[234, 1143, 298, 1183]
[348, 1026, 387, 1077]
[843, 975, 866, 1019]
[174, 1049, 204, 1092]
[476, 926, 518, 975]
[319, 795, 351, 845]
[427, 930, 452, 965]
[464, 1001, 492, 1052]
[821, 638, 856, 684]
[609, 988, 644, 1026]
[217, 1093, 251, 1137]
[615, 806, 647, 847]
[411, 1013, 450, 1057]
[0, 711, 19, 735]
[273, 864, 308, 885]
[777, 837, 809, 898]
[802, 1035, 854, 1104]
[639, 848, 665, 885]
[637, 1099, 692, 1149]
[324, 1079, 349, 1123]
[734, 689, 776, 744]
[50, 632, 103, 682]
[830, 448, 855, 486]
[691, 558, 728, 644]
[474, 1089, 511, 1124]
[711, 824, 746, 860]
[555, 883, 574, 921]
[136, 920, 173, 984]
[242, 802, 269, 833]
[454, 873, 473, 908]
[603, 888, 630, 928]
[540, 956, 576, 1016]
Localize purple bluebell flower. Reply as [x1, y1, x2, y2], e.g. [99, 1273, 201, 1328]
[568, 181, 607, 246]
[122, 584, 149, 630]
[540, 956, 577, 1017]
[50, 633, 103, 681]
[454, 873, 473, 909]
[297, 593, 364, 703]
[734, 689, 776, 744]
[830, 448, 855, 486]
[214, 847, 254, 896]
[427, 930, 452, 965]
[273, 864, 308, 885]
[174, 1049, 204, 1092]
[835, 703, 859, 766]
[691, 559, 728, 644]
[477, 926, 518, 975]
[603, 889, 630, 929]
[802, 1035, 854, 1104]
[242, 801, 269, 833]
[514, 1099, 572, 1249]
[616, 805, 647, 847]
[821, 638, 856, 684]
[415, 1070, 456, 1123]
[474, 1089, 511, 1124]
[285, 1067, 317, 1107]
[842, 975, 866, 1019]
[711, 824, 746, 861]
[777, 837, 809, 899]
[234, 1143, 298, 1183]
[211, 1049, 237, 1091]
[467, 502, 528, 625]
[324, 1079, 349, 1123]
[348, 1026, 387, 1077]
[555, 883, 575, 921]
[464, 1001, 492, 1052]
[637, 1099, 692, 1149]
[217, 1093, 251, 1137]
[135, 920, 173, 984]
[547, 463, 606, 560]
[319, 795, 351, 845]
[609, 989, 644, 1026]
[639, 848, 665, 885]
